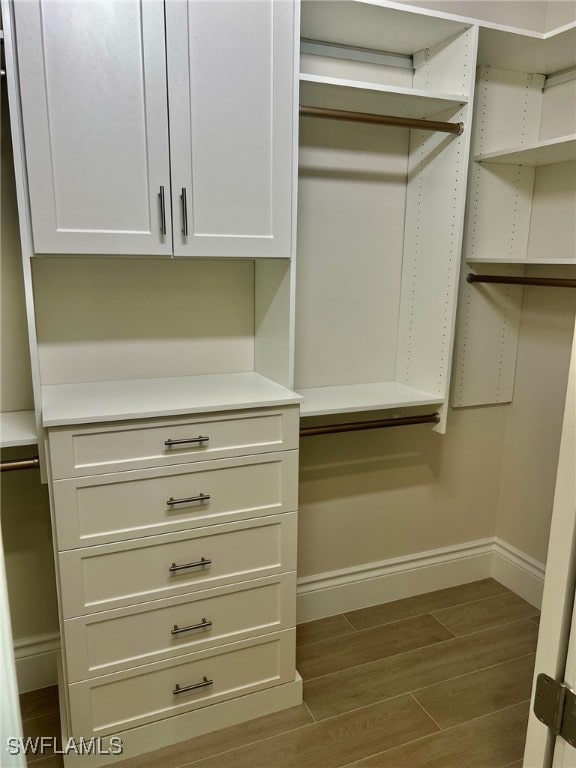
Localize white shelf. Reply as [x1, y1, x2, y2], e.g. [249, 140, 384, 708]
[300, 74, 467, 119]
[478, 23, 576, 75]
[0, 411, 37, 448]
[41, 373, 303, 427]
[467, 258, 576, 265]
[296, 382, 443, 417]
[475, 135, 576, 167]
[300, 1, 470, 56]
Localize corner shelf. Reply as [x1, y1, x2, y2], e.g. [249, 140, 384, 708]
[300, 74, 468, 120]
[296, 382, 443, 418]
[477, 23, 576, 75]
[475, 135, 576, 166]
[0, 410, 38, 448]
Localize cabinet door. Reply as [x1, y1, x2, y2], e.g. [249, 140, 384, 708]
[166, 0, 296, 258]
[14, 0, 172, 255]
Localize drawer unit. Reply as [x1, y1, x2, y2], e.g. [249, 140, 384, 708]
[52, 450, 298, 549]
[45, 401, 300, 761]
[68, 630, 296, 738]
[58, 512, 297, 617]
[48, 406, 299, 478]
[64, 573, 297, 682]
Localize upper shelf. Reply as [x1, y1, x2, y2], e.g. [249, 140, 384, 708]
[296, 381, 443, 417]
[477, 23, 576, 75]
[301, 1, 576, 75]
[300, 74, 467, 119]
[475, 135, 576, 167]
[0, 410, 37, 448]
[300, 1, 471, 56]
[41, 373, 303, 427]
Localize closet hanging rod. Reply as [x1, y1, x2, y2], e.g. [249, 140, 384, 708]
[467, 274, 576, 289]
[300, 106, 464, 135]
[1, 457, 40, 472]
[300, 413, 440, 437]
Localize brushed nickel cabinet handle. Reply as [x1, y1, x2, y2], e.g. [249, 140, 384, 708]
[171, 618, 212, 635]
[164, 436, 209, 447]
[181, 188, 188, 236]
[173, 677, 213, 695]
[167, 493, 210, 507]
[169, 557, 211, 573]
[159, 185, 167, 235]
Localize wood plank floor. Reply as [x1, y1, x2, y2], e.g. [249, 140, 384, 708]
[19, 579, 539, 768]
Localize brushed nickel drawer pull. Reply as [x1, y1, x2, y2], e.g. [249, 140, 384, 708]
[181, 187, 188, 236]
[173, 677, 213, 696]
[164, 436, 209, 447]
[159, 186, 167, 235]
[167, 493, 210, 506]
[169, 557, 211, 573]
[171, 618, 212, 635]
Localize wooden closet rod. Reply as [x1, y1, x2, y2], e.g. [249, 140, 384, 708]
[300, 413, 440, 437]
[300, 106, 464, 135]
[1, 457, 40, 472]
[467, 274, 576, 289]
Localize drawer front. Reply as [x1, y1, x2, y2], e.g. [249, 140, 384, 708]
[64, 573, 296, 682]
[48, 406, 299, 479]
[68, 630, 296, 737]
[59, 513, 297, 617]
[53, 451, 298, 550]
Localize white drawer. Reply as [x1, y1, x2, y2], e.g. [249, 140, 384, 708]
[64, 573, 296, 682]
[52, 451, 298, 550]
[59, 513, 297, 617]
[68, 630, 296, 738]
[48, 406, 299, 479]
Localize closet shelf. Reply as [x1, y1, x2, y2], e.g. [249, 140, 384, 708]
[477, 23, 576, 75]
[300, 1, 471, 56]
[41, 373, 302, 427]
[296, 382, 443, 418]
[467, 258, 576, 265]
[475, 135, 576, 166]
[0, 410, 37, 448]
[300, 75, 467, 120]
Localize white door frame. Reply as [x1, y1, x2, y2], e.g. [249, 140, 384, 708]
[524, 325, 576, 767]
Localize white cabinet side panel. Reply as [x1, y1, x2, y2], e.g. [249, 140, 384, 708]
[451, 265, 525, 407]
[167, 0, 295, 258]
[396, 106, 469, 404]
[396, 28, 478, 431]
[13, 0, 172, 255]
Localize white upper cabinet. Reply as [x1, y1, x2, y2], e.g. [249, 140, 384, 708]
[13, 0, 296, 259]
[13, 0, 172, 256]
[166, 0, 296, 258]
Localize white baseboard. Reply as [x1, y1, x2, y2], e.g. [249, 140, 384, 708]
[13, 538, 545, 693]
[296, 537, 545, 623]
[14, 632, 60, 693]
[492, 538, 546, 608]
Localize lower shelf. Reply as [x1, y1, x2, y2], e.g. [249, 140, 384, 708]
[296, 382, 443, 417]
